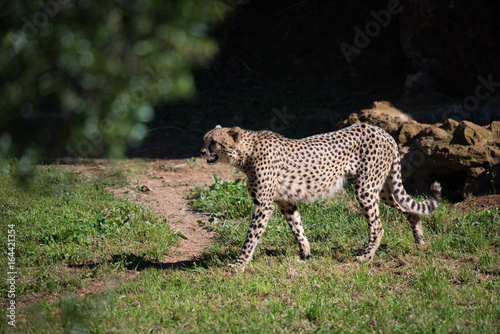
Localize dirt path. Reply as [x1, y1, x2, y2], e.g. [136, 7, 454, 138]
[105, 158, 244, 265]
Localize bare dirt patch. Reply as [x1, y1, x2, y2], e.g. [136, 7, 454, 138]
[451, 194, 500, 213]
[99, 158, 244, 265]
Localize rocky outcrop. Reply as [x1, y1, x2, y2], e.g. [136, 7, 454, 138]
[344, 102, 500, 200]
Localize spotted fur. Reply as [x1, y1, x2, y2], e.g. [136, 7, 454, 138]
[201, 123, 441, 270]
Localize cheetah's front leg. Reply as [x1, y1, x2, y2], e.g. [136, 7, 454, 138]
[276, 202, 311, 260]
[229, 201, 274, 271]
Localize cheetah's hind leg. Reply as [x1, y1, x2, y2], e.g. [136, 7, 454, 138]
[354, 178, 385, 263]
[379, 181, 426, 247]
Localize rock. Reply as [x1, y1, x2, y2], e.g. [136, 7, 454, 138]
[440, 119, 459, 132]
[467, 167, 486, 178]
[370, 101, 413, 121]
[139, 185, 152, 193]
[398, 122, 427, 145]
[343, 108, 500, 200]
[422, 126, 451, 141]
[489, 121, 500, 140]
[452, 121, 492, 145]
[342, 101, 410, 136]
[463, 171, 497, 200]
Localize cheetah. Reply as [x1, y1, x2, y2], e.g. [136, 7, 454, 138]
[201, 123, 441, 271]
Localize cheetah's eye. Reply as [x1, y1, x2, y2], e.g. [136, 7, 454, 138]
[210, 140, 225, 151]
[209, 140, 222, 152]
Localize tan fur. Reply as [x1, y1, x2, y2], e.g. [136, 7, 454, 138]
[201, 123, 441, 271]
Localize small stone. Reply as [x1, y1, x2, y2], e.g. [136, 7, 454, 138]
[467, 167, 486, 177]
[398, 123, 426, 145]
[139, 185, 151, 193]
[422, 126, 452, 141]
[440, 118, 459, 132]
[452, 121, 491, 145]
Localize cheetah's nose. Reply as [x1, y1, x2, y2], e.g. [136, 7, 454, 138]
[200, 148, 207, 156]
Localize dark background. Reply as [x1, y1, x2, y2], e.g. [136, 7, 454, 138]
[132, 0, 500, 158]
[2, 0, 499, 160]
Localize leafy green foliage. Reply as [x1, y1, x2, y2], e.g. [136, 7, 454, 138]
[0, 1, 225, 160]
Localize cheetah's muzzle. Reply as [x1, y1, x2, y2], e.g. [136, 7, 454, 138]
[207, 153, 219, 164]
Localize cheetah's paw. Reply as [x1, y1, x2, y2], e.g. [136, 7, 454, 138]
[227, 263, 245, 271]
[355, 254, 374, 263]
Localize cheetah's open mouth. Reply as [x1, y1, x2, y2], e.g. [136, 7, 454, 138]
[207, 154, 219, 164]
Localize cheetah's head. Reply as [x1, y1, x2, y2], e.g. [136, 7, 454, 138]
[201, 125, 242, 165]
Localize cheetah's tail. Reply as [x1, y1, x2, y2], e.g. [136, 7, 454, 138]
[388, 150, 441, 215]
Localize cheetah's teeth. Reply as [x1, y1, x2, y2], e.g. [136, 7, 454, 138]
[207, 154, 219, 164]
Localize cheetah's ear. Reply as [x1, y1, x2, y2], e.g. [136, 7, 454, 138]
[228, 126, 241, 143]
[215, 125, 222, 129]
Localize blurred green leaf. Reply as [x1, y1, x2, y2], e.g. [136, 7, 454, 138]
[0, 0, 224, 161]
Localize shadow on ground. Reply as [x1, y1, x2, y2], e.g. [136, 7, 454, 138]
[68, 254, 199, 272]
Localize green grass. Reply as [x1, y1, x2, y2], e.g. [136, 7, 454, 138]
[0, 160, 179, 309]
[192, 178, 500, 269]
[4, 173, 500, 333]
